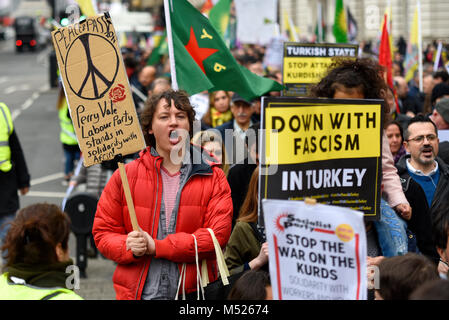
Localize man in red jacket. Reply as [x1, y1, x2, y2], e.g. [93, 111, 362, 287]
[92, 90, 233, 300]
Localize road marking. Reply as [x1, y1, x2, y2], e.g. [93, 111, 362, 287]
[4, 84, 31, 94]
[11, 91, 41, 121]
[24, 191, 66, 198]
[36, 47, 52, 68]
[30, 172, 65, 186]
[0, 77, 7, 84]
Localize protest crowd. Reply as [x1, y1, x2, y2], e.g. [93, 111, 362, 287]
[1, 0, 449, 302]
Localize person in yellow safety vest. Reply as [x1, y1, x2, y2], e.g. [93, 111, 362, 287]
[57, 88, 80, 185]
[0, 203, 83, 300]
[0, 102, 30, 246]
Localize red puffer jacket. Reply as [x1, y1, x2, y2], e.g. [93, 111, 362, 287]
[92, 146, 233, 300]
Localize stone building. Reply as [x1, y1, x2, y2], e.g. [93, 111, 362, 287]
[280, 0, 449, 44]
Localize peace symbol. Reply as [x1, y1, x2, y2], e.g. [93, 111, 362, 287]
[65, 33, 119, 100]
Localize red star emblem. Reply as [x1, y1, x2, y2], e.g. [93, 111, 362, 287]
[184, 27, 218, 74]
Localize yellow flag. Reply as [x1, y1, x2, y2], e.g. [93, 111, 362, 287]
[119, 32, 127, 48]
[404, 6, 419, 82]
[283, 10, 299, 42]
[76, 0, 96, 17]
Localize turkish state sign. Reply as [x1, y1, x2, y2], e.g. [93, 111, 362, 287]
[262, 199, 367, 300]
[51, 13, 145, 167]
[259, 97, 383, 222]
[283, 43, 358, 96]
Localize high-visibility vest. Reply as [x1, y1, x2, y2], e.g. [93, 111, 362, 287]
[58, 100, 78, 146]
[0, 273, 83, 300]
[0, 102, 13, 172]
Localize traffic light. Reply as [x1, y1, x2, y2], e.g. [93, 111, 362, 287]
[59, 10, 69, 26]
[58, 10, 86, 27]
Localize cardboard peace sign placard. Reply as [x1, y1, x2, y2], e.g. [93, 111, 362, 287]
[52, 12, 145, 167]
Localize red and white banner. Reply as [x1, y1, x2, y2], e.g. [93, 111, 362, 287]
[262, 199, 367, 300]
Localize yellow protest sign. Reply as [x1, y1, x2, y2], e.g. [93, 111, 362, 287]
[283, 43, 358, 96]
[260, 97, 384, 221]
[265, 104, 381, 165]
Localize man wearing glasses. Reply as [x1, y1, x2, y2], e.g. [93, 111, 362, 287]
[396, 115, 449, 275]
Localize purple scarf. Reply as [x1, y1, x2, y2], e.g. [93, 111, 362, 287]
[393, 145, 406, 164]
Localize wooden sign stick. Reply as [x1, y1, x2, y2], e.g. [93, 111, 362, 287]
[117, 161, 140, 231]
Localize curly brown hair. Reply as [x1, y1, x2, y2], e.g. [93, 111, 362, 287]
[140, 89, 196, 148]
[1, 203, 71, 268]
[309, 57, 390, 123]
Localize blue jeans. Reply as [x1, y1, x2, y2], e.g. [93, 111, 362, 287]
[63, 149, 80, 176]
[0, 214, 14, 261]
[373, 199, 409, 257]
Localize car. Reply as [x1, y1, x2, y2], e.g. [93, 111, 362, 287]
[14, 16, 50, 52]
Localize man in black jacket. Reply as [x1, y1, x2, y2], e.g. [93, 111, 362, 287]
[396, 115, 449, 269]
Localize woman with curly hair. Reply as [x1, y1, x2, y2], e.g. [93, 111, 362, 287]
[310, 57, 411, 220]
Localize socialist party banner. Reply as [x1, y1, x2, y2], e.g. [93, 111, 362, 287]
[262, 199, 367, 300]
[259, 97, 384, 222]
[51, 13, 145, 167]
[282, 43, 358, 96]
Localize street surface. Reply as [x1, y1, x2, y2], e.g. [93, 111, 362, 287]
[0, 35, 116, 300]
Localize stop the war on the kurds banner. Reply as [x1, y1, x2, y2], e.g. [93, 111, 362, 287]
[283, 42, 358, 96]
[259, 97, 384, 223]
[51, 13, 145, 167]
[262, 199, 367, 300]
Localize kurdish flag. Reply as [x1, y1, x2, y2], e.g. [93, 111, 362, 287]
[165, 0, 283, 101]
[333, 0, 347, 43]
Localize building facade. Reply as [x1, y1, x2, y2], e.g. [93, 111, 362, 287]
[280, 0, 449, 44]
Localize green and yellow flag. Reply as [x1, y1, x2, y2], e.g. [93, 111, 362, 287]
[333, 0, 347, 43]
[166, 0, 283, 101]
[208, 0, 232, 38]
[404, 5, 419, 82]
[76, 0, 96, 17]
[147, 33, 168, 66]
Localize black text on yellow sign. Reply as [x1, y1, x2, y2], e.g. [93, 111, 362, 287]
[264, 104, 382, 165]
[283, 57, 334, 84]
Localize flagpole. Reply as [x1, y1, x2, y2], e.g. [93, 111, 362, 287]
[163, 0, 178, 90]
[434, 41, 443, 72]
[317, 2, 323, 43]
[417, 0, 423, 92]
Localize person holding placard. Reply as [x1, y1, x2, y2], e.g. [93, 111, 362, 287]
[92, 90, 233, 300]
[310, 58, 412, 283]
[310, 57, 412, 222]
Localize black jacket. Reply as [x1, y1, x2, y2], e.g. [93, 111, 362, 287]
[227, 161, 257, 227]
[0, 130, 30, 216]
[395, 155, 449, 263]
